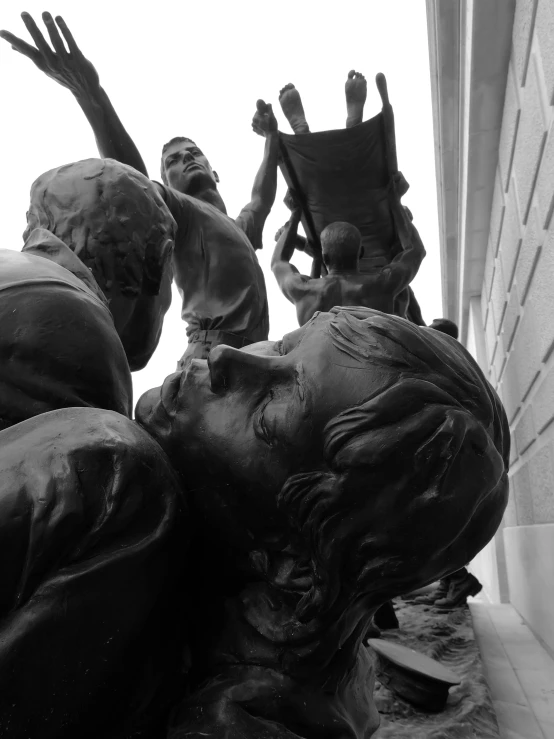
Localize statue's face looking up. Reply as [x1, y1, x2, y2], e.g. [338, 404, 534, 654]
[138, 308, 508, 608]
[162, 140, 217, 193]
[137, 312, 382, 521]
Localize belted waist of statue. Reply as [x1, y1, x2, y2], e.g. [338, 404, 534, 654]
[187, 329, 256, 349]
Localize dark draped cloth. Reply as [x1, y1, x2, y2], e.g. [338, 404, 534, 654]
[0, 235, 132, 429]
[0, 234, 185, 737]
[279, 116, 394, 265]
[0, 408, 185, 738]
[279, 121, 426, 324]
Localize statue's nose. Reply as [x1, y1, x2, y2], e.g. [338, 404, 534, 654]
[208, 345, 279, 393]
[208, 345, 250, 393]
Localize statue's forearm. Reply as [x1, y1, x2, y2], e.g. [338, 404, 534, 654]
[389, 221, 426, 291]
[390, 198, 413, 254]
[408, 222, 426, 260]
[250, 132, 279, 215]
[271, 214, 300, 270]
[75, 86, 148, 177]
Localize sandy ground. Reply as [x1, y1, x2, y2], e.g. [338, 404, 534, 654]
[371, 598, 499, 738]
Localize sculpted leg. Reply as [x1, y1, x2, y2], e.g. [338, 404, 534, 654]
[279, 83, 310, 134]
[345, 70, 367, 128]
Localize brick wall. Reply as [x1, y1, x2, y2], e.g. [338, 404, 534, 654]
[482, 0, 554, 528]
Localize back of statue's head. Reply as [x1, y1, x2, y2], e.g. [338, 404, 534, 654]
[321, 222, 362, 270]
[25, 158, 176, 299]
[429, 318, 459, 339]
[278, 308, 509, 629]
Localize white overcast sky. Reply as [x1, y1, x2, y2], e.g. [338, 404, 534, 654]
[0, 0, 441, 407]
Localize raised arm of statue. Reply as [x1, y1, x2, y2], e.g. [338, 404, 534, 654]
[235, 100, 279, 250]
[385, 173, 426, 293]
[271, 196, 301, 269]
[274, 224, 308, 252]
[0, 12, 148, 177]
[271, 199, 310, 304]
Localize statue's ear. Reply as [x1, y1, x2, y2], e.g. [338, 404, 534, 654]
[213, 170, 220, 184]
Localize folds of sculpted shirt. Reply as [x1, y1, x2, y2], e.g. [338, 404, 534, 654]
[0, 229, 132, 427]
[0, 231, 183, 737]
[159, 185, 270, 342]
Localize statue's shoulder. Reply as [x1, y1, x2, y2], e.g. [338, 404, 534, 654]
[0, 408, 184, 521]
[0, 242, 105, 307]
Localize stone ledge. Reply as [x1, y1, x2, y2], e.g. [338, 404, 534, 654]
[503, 523, 554, 655]
[471, 601, 554, 739]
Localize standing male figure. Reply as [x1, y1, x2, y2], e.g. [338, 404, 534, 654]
[271, 179, 425, 326]
[1, 12, 279, 366]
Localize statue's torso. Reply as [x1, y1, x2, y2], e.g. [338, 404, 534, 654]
[162, 187, 269, 342]
[296, 272, 396, 326]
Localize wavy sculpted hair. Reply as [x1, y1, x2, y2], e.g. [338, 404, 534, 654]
[277, 308, 509, 634]
[24, 159, 176, 299]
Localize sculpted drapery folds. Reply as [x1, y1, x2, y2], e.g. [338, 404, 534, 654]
[0, 409, 185, 739]
[0, 158, 184, 737]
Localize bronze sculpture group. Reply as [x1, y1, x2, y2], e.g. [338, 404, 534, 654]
[0, 12, 509, 739]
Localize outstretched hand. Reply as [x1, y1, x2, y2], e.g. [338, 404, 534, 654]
[0, 12, 100, 97]
[251, 99, 278, 137]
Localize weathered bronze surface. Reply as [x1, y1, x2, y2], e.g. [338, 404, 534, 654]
[137, 308, 509, 738]
[272, 72, 426, 324]
[0, 13, 510, 738]
[271, 177, 425, 325]
[369, 638, 461, 712]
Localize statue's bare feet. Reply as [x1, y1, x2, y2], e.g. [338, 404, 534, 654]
[279, 83, 310, 135]
[345, 70, 367, 128]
